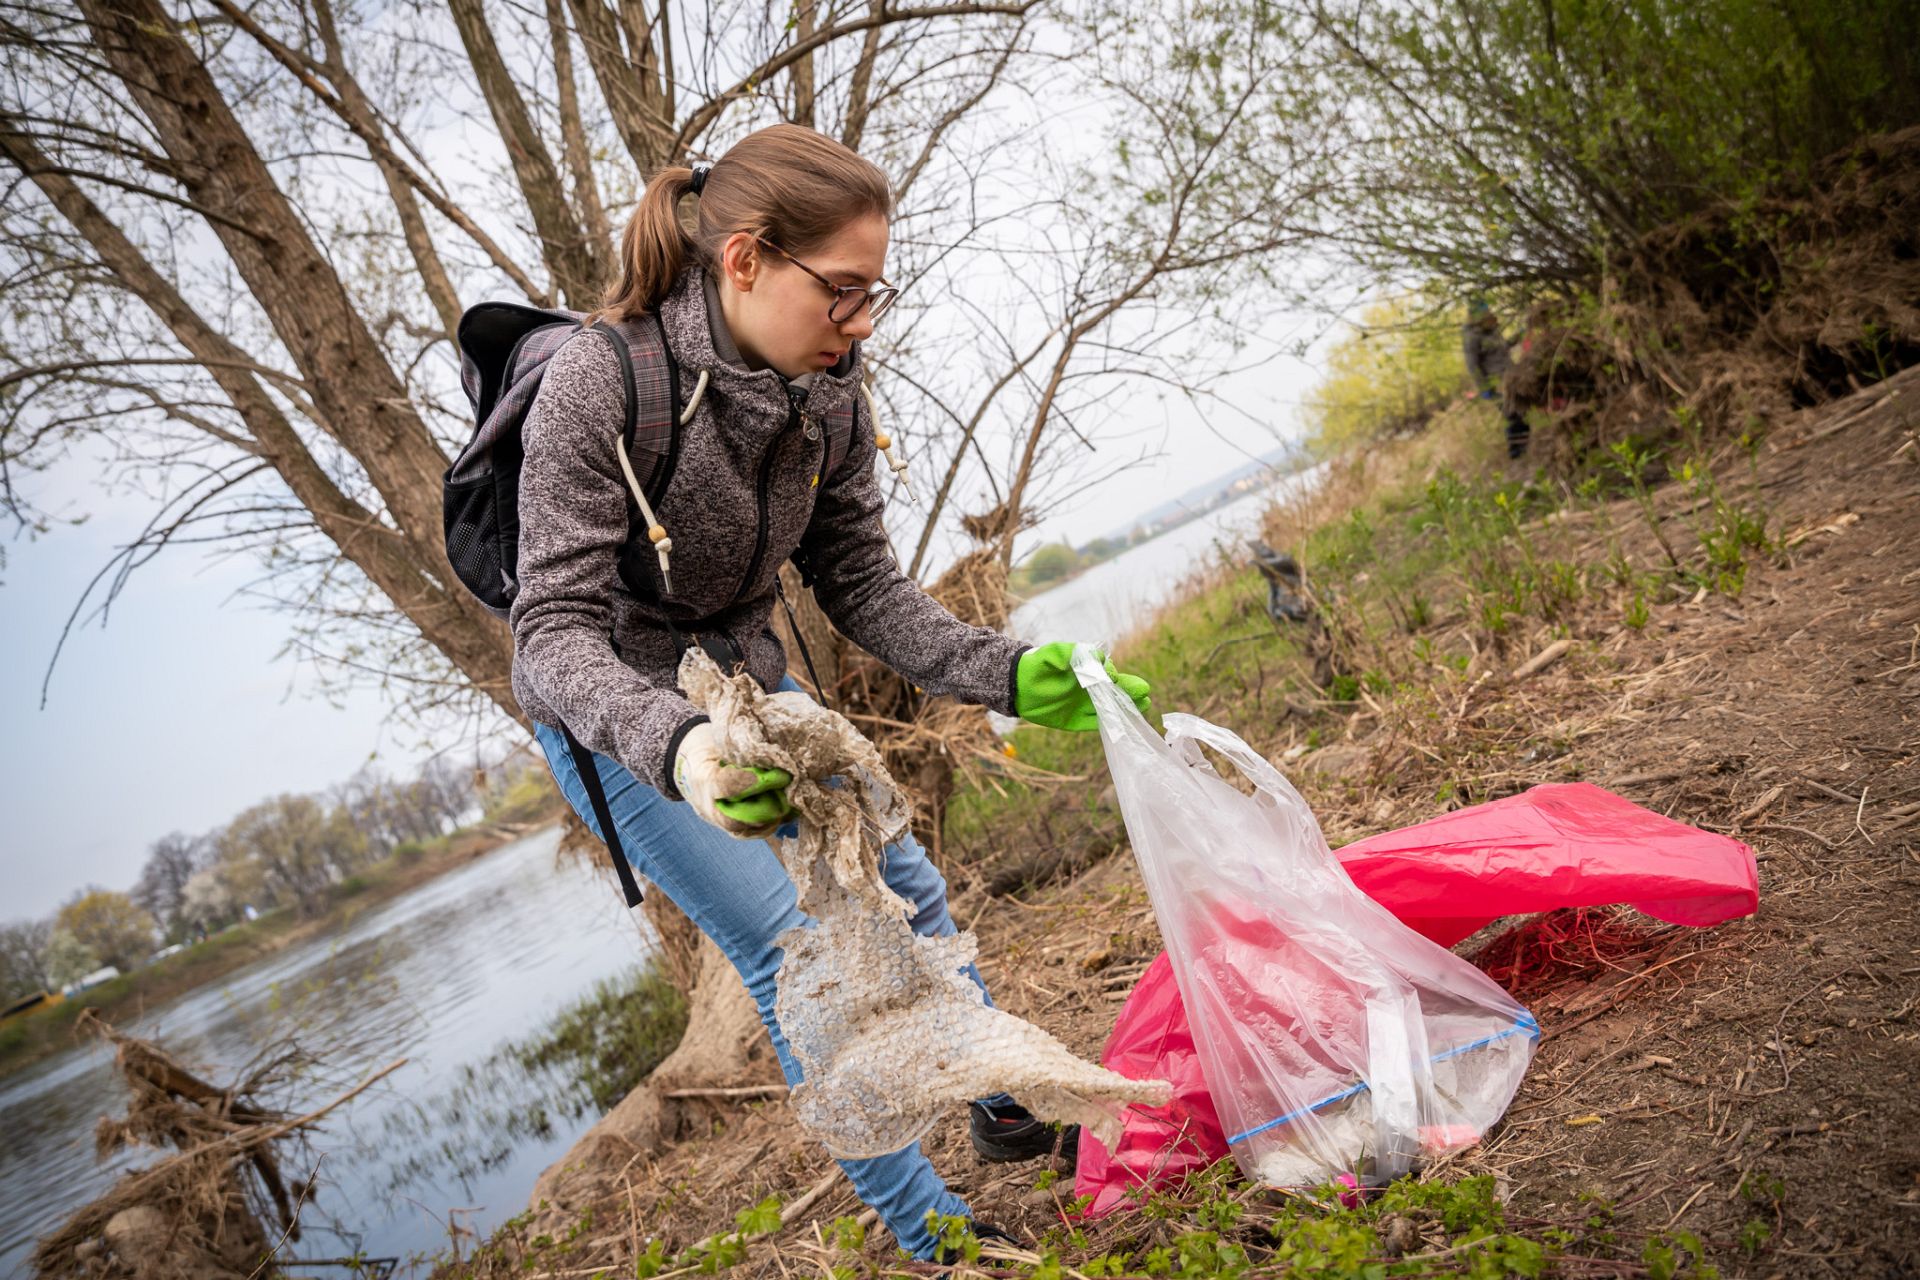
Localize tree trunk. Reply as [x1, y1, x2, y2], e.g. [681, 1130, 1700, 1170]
[447, 0, 606, 308]
[72, 0, 522, 721]
[548, 0, 615, 281]
[790, 0, 818, 127]
[567, 0, 671, 171]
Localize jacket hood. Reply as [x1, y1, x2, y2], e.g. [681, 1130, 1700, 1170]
[656, 267, 863, 431]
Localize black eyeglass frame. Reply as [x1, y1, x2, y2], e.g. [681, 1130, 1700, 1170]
[754, 236, 899, 324]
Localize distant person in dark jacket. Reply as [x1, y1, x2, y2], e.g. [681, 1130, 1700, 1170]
[1462, 298, 1529, 459]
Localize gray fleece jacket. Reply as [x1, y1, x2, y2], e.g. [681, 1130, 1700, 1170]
[509, 266, 1027, 797]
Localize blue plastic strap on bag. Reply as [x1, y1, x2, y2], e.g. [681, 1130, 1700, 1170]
[1227, 1013, 1541, 1146]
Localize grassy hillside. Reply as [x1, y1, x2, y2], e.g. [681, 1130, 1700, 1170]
[435, 368, 1918, 1277]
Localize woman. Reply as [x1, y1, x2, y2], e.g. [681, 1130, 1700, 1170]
[510, 123, 1151, 1259]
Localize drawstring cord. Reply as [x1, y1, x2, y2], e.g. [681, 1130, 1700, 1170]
[680, 369, 709, 425]
[615, 368, 711, 593]
[861, 382, 914, 502]
[615, 433, 673, 594]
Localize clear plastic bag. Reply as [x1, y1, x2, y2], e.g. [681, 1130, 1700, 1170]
[1074, 645, 1537, 1187]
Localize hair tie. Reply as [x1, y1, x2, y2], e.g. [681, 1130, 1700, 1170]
[689, 164, 711, 196]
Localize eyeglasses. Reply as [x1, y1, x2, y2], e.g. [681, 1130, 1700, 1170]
[755, 236, 899, 323]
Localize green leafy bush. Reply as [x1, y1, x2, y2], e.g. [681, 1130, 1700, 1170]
[1306, 294, 1468, 456]
[1316, 0, 1920, 287]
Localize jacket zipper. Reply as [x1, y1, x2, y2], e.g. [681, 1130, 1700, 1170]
[735, 388, 817, 610]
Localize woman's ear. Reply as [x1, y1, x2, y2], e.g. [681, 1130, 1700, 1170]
[719, 232, 760, 291]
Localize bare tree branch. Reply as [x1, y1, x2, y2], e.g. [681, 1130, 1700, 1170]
[202, 0, 552, 306]
[446, 0, 602, 305]
[310, 0, 465, 344]
[670, 0, 1044, 157]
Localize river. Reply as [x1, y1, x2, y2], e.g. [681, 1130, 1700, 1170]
[0, 829, 651, 1276]
[1009, 471, 1316, 644]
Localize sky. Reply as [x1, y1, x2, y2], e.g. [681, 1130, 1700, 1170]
[2, 498, 422, 919]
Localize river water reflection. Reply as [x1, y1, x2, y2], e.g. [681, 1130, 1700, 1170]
[0, 829, 651, 1276]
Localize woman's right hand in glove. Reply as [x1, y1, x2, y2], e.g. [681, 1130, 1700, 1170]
[672, 723, 794, 838]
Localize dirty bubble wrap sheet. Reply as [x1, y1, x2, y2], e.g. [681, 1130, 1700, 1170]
[679, 650, 1170, 1159]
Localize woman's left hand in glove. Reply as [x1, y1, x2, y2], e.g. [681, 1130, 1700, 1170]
[1014, 640, 1151, 732]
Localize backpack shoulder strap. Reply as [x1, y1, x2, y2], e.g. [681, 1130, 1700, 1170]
[590, 314, 683, 506]
[819, 380, 862, 486]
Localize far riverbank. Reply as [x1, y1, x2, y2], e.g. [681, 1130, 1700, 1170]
[0, 798, 563, 1083]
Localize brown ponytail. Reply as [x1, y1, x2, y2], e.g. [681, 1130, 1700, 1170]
[598, 125, 892, 322]
[598, 165, 699, 322]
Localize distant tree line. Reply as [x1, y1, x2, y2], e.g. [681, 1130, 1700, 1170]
[1009, 530, 1150, 595]
[0, 751, 544, 1002]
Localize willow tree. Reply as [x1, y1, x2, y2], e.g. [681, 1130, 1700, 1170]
[1, 0, 1038, 1084]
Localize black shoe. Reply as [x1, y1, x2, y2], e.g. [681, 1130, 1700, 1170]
[933, 1222, 1020, 1268]
[968, 1099, 1080, 1165]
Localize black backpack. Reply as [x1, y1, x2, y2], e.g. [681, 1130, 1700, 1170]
[444, 301, 858, 906]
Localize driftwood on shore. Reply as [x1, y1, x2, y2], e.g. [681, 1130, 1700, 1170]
[32, 1010, 401, 1280]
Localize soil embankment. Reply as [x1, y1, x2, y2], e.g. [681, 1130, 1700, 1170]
[430, 362, 1916, 1278]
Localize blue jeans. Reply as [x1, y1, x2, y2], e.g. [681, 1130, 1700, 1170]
[534, 679, 993, 1259]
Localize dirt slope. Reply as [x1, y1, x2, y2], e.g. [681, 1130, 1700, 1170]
[446, 371, 1918, 1278]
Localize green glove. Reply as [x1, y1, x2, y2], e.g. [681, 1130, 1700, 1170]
[674, 723, 795, 836]
[714, 766, 795, 827]
[1015, 641, 1151, 732]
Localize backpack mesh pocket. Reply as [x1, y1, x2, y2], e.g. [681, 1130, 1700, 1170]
[444, 473, 512, 615]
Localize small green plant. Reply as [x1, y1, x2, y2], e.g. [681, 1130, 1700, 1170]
[1669, 410, 1773, 596]
[1412, 469, 1583, 641]
[1640, 1229, 1717, 1280]
[928, 1212, 982, 1264]
[828, 1215, 866, 1251]
[1607, 438, 1683, 571]
[633, 1237, 670, 1278]
[734, 1195, 783, 1237]
[1624, 587, 1651, 630]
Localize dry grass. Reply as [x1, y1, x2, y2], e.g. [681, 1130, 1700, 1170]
[32, 1011, 404, 1280]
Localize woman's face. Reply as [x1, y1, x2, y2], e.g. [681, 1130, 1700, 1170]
[716, 213, 889, 380]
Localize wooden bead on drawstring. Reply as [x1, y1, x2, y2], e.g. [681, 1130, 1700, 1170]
[873, 431, 892, 450]
[647, 525, 668, 544]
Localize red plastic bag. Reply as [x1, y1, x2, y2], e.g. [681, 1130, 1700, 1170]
[1071, 951, 1225, 1219]
[1075, 782, 1757, 1217]
[1336, 783, 1759, 947]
